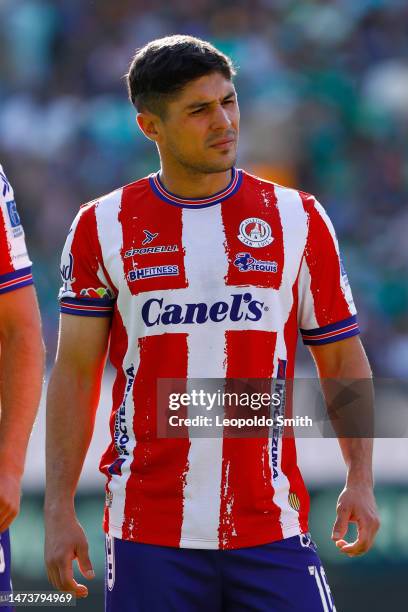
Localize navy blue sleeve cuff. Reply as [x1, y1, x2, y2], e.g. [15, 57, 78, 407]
[0, 266, 33, 295]
[59, 296, 115, 317]
[300, 315, 360, 346]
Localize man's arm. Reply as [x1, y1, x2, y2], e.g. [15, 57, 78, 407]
[44, 313, 110, 598]
[309, 335, 380, 557]
[0, 285, 44, 532]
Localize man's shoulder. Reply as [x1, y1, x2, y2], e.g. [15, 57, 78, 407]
[79, 175, 151, 215]
[242, 170, 317, 209]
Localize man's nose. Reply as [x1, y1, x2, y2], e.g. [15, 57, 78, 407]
[211, 104, 232, 130]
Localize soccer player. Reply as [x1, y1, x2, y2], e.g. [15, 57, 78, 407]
[44, 36, 380, 610]
[0, 165, 44, 607]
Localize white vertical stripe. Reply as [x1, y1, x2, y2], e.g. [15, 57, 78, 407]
[179, 206, 228, 548]
[298, 256, 319, 330]
[95, 189, 139, 537]
[314, 199, 356, 316]
[274, 185, 309, 283]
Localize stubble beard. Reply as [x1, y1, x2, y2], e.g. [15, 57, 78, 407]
[167, 140, 238, 176]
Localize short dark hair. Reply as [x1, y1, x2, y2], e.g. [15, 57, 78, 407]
[126, 35, 236, 118]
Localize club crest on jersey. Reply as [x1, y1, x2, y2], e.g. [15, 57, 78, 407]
[127, 264, 179, 282]
[238, 217, 273, 248]
[234, 252, 278, 273]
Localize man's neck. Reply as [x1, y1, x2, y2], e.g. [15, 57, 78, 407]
[159, 165, 232, 201]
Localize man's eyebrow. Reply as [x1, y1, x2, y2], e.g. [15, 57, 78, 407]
[184, 91, 236, 111]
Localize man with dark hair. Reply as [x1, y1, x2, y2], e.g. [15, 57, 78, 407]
[0, 164, 44, 610]
[45, 35, 379, 611]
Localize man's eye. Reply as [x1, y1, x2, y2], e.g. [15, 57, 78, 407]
[191, 108, 205, 115]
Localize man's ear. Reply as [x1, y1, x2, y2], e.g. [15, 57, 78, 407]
[136, 112, 161, 142]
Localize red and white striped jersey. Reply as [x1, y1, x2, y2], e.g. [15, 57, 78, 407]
[0, 165, 33, 294]
[59, 168, 359, 549]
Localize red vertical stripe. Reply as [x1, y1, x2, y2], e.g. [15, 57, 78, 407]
[122, 333, 190, 546]
[221, 177, 284, 289]
[70, 204, 111, 294]
[119, 182, 188, 296]
[300, 193, 350, 325]
[219, 330, 283, 548]
[0, 208, 13, 274]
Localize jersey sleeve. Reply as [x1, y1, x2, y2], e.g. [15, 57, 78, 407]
[59, 202, 116, 317]
[297, 195, 360, 346]
[0, 165, 33, 294]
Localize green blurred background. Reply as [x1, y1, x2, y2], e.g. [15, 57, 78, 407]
[1, 0, 407, 609]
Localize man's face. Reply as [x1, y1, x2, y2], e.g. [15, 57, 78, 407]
[152, 72, 240, 174]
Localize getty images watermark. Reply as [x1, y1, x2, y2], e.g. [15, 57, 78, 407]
[157, 378, 314, 439]
[156, 378, 408, 439]
[167, 389, 312, 430]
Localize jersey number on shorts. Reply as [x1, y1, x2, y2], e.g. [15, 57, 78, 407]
[308, 565, 336, 611]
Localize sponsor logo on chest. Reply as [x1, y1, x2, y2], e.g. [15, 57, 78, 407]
[127, 264, 179, 282]
[141, 292, 268, 327]
[234, 252, 278, 273]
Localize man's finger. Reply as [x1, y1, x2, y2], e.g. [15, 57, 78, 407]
[76, 542, 95, 580]
[332, 504, 351, 540]
[57, 558, 88, 598]
[46, 565, 60, 592]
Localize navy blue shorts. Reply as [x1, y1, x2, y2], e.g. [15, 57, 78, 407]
[0, 530, 13, 612]
[105, 533, 336, 611]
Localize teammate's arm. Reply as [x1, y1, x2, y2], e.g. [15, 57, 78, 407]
[0, 285, 44, 531]
[309, 335, 380, 557]
[44, 313, 110, 598]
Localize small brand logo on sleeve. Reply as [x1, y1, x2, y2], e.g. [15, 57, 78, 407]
[6, 200, 23, 237]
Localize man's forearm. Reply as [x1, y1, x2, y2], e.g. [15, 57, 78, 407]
[312, 337, 374, 483]
[0, 324, 45, 475]
[337, 437, 373, 487]
[45, 365, 102, 514]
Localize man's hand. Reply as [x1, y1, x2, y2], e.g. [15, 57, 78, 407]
[0, 473, 21, 531]
[331, 484, 380, 556]
[44, 512, 95, 598]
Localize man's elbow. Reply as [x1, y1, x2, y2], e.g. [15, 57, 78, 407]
[0, 316, 46, 366]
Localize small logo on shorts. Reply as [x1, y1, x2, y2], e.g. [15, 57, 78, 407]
[106, 535, 115, 591]
[299, 532, 317, 551]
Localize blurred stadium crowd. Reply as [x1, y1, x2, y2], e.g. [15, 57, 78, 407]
[0, 0, 407, 374]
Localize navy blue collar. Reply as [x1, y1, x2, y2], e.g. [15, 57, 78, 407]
[149, 168, 242, 208]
